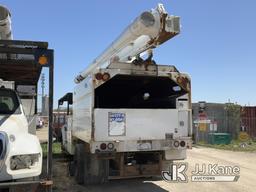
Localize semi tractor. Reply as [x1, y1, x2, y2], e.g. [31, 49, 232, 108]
[61, 4, 192, 184]
[0, 5, 54, 185]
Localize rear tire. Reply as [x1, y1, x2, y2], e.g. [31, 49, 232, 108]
[84, 154, 109, 185]
[73, 143, 109, 185]
[68, 161, 75, 176]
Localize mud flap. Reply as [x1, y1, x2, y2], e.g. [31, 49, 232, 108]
[84, 154, 109, 185]
[74, 144, 85, 184]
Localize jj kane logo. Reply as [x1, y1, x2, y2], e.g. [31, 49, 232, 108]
[162, 163, 188, 183]
[191, 163, 240, 182]
[162, 163, 240, 183]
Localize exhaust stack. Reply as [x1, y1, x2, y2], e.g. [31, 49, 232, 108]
[0, 5, 12, 40]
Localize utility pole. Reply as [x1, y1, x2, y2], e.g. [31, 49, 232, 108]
[41, 73, 45, 114]
[41, 73, 45, 97]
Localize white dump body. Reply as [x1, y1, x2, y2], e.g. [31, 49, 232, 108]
[70, 63, 192, 156]
[72, 76, 93, 143]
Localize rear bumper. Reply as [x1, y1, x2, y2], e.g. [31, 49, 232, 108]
[90, 137, 192, 153]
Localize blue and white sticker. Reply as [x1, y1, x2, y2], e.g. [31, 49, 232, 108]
[108, 112, 126, 136]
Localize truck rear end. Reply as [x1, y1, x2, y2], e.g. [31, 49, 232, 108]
[66, 63, 192, 182]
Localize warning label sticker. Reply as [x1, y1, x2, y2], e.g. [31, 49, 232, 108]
[108, 112, 126, 136]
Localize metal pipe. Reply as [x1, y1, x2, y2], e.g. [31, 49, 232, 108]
[0, 180, 41, 188]
[0, 5, 12, 40]
[47, 50, 54, 192]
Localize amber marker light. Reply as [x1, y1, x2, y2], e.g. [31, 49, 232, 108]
[38, 55, 48, 65]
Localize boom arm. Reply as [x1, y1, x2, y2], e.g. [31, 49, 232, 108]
[75, 4, 180, 83]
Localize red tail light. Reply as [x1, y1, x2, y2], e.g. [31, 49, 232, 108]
[102, 73, 110, 81]
[95, 73, 103, 80]
[100, 143, 107, 150]
[180, 141, 186, 147]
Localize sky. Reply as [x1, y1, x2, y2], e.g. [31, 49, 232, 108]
[1, 0, 256, 106]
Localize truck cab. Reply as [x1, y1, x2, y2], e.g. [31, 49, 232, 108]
[0, 37, 54, 184]
[0, 6, 54, 183]
[0, 85, 42, 181]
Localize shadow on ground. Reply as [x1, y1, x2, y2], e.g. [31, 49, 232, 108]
[51, 157, 168, 192]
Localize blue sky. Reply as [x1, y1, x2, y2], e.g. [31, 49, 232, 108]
[2, 0, 256, 106]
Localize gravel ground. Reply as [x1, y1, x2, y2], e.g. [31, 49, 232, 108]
[52, 147, 256, 192]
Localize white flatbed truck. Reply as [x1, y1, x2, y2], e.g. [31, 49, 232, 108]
[61, 4, 192, 184]
[0, 5, 54, 191]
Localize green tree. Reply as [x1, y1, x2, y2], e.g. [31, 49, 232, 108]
[225, 103, 241, 139]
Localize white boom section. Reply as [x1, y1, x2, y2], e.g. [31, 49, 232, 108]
[75, 4, 180, 83]
[0, 5, 12, 40]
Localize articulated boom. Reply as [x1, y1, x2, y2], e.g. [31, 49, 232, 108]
[75, 4, 180, 83]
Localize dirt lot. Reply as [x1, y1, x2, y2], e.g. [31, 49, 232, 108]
[52, 147, 256, 192]
[36, 126, 49, 143]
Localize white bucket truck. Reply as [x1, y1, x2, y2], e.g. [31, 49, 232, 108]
[61, 4, 192, 184]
